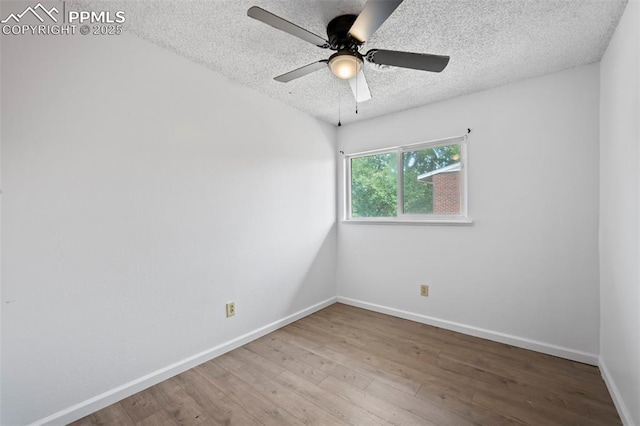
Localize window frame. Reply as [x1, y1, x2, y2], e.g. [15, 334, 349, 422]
[343, 135, 471, 224]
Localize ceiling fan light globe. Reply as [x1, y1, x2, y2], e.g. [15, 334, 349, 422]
[329, 52, 363, 80]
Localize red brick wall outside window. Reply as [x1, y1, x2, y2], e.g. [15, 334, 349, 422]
[432, 171, 460, 214]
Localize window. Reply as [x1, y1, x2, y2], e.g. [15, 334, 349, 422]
[345, 136, 468, 223]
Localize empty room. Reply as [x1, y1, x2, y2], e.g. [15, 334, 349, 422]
[1, 0, 639, 425]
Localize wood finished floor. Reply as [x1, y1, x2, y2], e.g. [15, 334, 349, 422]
[70, 303, 621, 425]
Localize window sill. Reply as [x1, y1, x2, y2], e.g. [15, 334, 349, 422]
[341, 218, 474, 226]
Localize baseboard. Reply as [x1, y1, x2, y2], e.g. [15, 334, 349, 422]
[337, 296, 599, 365]
[30, 296, 337, 426]
[599, 359, 635, 426]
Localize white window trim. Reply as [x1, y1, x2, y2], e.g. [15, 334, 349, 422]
[343, 135, 472, 225]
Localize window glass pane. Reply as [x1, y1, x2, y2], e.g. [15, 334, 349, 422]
[403, 144, 461, 215]
[351, 152, 397, 217]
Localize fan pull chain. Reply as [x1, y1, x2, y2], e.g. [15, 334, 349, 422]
[338, 95, 342, 127]
[355, 70, 358, 114]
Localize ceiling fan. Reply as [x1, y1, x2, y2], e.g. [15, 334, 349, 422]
[247, 0, 450, 103]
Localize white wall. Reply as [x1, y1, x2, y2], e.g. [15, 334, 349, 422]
[0, 33, 336, 424]
[337, 64, 601, 362]
[599, 0, 640, 424]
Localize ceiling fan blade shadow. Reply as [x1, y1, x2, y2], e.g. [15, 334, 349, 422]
[365, 49, 450, 72]
[248, 6, 329, 48]
[274, 61, 328, 83]
[348, 0, 403, 43]
[348, 69, 372, 102]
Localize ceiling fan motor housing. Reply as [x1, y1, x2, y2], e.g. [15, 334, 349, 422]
[327, 14, 360, 50]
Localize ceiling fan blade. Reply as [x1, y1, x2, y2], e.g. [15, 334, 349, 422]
[365, 49, 450, 72]
[348, 0, 403, 43]
[348, 69, 372, 102]
[274, 61, 328, 83]
[248, 6, 329, 48]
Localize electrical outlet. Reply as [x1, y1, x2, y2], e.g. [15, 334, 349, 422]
[420, 284, 429, 297]
[226, 302, 235, 317]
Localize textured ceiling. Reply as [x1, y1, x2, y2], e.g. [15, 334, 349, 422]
[74, 0, 627, 125]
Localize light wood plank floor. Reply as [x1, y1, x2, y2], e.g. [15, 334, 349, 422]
[70, 303, 621, 425]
